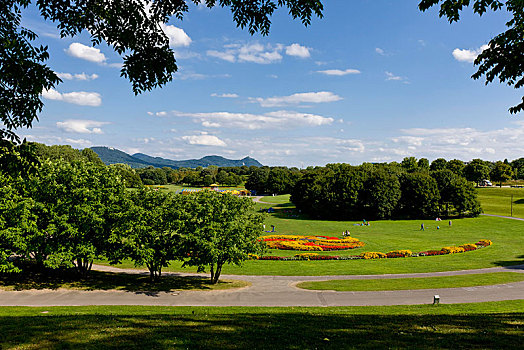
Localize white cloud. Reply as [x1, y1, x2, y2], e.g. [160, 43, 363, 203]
[182, 134, 227, 147]
[317, 68, 361, 76]
[65, 138, 93, 147]
[452, 44, 489, 63]
[42, 89, 102, 106]
[57, 72, 99, 81]
[207, 50, 236, 62]
[285, 43, 311, 58]
[65, 43, 106, 63]
[202, 121, 221, 128]
[375, 47, 385, 55]
[56, 119, 109, 134]
[385, 71, 406, 82]
[23, 134, 93, 148]
[160, 24, 192, 47]
[211, 93, 239, 98]
[147, 111, 169, 117]
[384, 124, 524, 160]
[238, 43, 283, 64]
[250, 91, 342, 107]
[207, 43, 283, 64]
[172, 110, 334, 129]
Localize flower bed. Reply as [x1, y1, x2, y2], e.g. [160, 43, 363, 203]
[262, 235, 365, 251]
[361, 252, 387, 259]
[386, 250, 412, 258]
[254, 240, 492, 261]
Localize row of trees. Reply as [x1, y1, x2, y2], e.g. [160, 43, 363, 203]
[0, 159, 263, 283]
[290, 163, 481, 220]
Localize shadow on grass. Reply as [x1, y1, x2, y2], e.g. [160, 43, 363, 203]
[0, 313, 522, 349]
[0, 270, 246, 293]
[514, 199, 524, 204]
[493, 256, 524, 269]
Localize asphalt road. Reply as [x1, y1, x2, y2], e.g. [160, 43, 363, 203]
[1, 264, 523, 307]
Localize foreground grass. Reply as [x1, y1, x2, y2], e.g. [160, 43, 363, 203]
[0, 302, 522, 349]
[0, 270, 248, 292]
[296, 272, 524, 291]
[477, 187, 524, 218]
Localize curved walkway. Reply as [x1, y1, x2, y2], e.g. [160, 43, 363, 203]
[481, 213, 524, 221]
[1, 264, 522, 307]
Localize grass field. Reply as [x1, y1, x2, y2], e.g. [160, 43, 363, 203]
[99, 214, 524, 276]
[477, 187, 524, 218]
[93, 189, 524, 277]
[296, 272, 524, 291]
[0, 302, 522, 349]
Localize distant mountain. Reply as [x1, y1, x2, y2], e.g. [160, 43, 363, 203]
[91, 147, 263, 169]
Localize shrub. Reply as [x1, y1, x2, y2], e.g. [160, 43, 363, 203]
[441, 246, 465, 254]
[386, 250, 412, 258]
[459, 244, 477, 251]
[418, 250, 445, 256]
[360, 252, 387, 259]
[295, 253, 319, 260]
[476, 239, 492, 247]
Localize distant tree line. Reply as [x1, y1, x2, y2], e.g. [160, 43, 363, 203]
[135, 165, 248, 187]
[290, 161, 481, 220]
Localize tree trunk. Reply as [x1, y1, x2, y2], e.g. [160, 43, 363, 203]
[210, 263, 215, 283]
[212, 263, 223, 284]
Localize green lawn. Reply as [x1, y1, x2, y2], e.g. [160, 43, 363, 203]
[94, 192, 524, 277]
[260, 194, 293, 204]
[0, 302, 522, 349]
[296, 272, 524, 291]
[477, 187, 524, 218]
[98, 215, 524, 276]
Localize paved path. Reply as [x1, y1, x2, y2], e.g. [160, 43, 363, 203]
[1, 264, 523, 307]
[481, 213, 524, 221]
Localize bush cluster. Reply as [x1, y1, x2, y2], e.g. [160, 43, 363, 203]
[291, 162, 482, 220]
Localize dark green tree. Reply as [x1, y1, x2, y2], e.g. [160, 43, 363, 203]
[245, 167, 270, 194]
[359, 169, 401, 219]
[178, 191, 264, 284]
[417, 158, 430, 173]
[463, 159, 490, 186]
[397, 172, 440, 218]
[401, 157, 418, 173]
[490, 161, 514, 187]
[446, 159, 465, 176]
[0, 159, 126, 274]
[115, 188, 181, 281]
[266, 167, 293, 195]
[431, 169, 456, 215]
[419, 0, 524, 113]
[510, 157, 524, 179]
[449, 176, 482, 217]
[430, 158, 447, 171]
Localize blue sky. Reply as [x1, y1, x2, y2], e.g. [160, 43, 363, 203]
[20, 1, 523, 167]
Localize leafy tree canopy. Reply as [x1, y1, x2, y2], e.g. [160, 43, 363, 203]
[1, 0, 323, 145]
[177, 191, 264, 284]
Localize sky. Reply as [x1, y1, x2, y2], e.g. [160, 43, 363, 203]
[19, 1, 524, 167]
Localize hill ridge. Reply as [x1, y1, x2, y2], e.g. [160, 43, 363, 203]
[91, 146, 263, 169]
